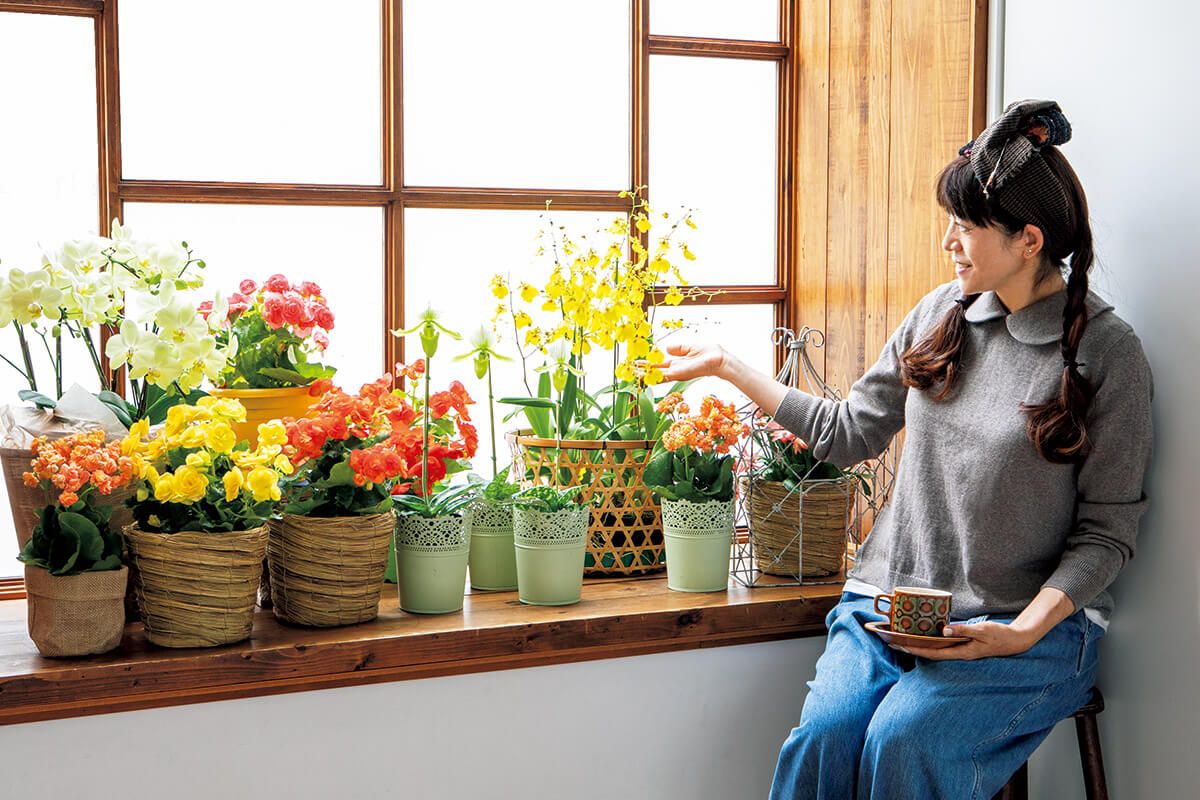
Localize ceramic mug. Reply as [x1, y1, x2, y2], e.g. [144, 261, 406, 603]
[873, 586, 952, 636]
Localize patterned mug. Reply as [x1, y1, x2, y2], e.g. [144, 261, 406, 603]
[873, 586, 952, 636]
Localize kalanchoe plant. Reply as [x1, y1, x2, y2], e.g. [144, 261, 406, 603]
[202, 273, 337, 389]
[389, 307, 479, 518]
[120, 398, 291, 532]
[510, 484, 588, 513]
[750, 411, 873, 496]
[17, 432, 135, 575]
[644, 393, 749, 503]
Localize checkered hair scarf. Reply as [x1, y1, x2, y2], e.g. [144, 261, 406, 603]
[959, 99, 1073, 237]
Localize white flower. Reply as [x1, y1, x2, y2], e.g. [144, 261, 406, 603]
[104, 321, 152, 365]
[0, 267, 64, 325]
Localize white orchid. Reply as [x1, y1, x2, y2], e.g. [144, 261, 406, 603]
[0, 267, 64, 326]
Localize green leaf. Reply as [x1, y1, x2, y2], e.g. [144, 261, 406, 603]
[18, 389, 56, 409]
[557, 368, 577, 440]
[258, 367, 309, 385]
[638, 389, 656, 442]
[97, 391, 135, 427]
[643, 450, 673, 491]
[497, 397, 557, 409]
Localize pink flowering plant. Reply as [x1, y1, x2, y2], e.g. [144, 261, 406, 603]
[201, 273, 337, 389]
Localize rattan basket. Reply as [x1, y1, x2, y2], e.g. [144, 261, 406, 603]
[267, 513, 394, 627]
[744, 475, 856, 578]
[507, 429, 663, 577]
[124, 524, 267, 648]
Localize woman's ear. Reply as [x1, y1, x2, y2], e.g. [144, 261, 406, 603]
[1021, 224, 1046, 259]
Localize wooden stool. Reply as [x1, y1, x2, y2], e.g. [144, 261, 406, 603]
[992, 687, 1109, 800]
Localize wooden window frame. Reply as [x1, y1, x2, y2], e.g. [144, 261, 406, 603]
[1, 0, 800, 588]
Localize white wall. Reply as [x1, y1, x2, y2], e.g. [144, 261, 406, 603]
[1004, 1, 1200, 796]
[0, 637, 825, 799]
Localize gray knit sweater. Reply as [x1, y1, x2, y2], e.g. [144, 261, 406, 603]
[773, 280, 1154, 621]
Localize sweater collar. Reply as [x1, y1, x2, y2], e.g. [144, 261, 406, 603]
[962, 286, 1114, 345]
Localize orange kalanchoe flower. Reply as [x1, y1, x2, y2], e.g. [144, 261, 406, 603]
[660, 395, 748, 454]
[22, 430, 138, 508]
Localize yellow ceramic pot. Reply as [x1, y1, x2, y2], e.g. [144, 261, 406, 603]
[209, 386, 317, 447]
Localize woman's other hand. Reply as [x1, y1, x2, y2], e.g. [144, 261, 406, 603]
[648, 341, 728, 382]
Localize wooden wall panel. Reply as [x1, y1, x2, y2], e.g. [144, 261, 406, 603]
[825, 0, 891, 395]
[791, 0, 985, 398]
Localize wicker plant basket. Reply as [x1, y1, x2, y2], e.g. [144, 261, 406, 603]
[744, 476, 856, 578]
[124, 524, 268, 648]
[506, 430, 663, 577]
[267, 513, 394, 627]
[24, 565, 128, 657]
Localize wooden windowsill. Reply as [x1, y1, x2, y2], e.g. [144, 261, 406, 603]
[0, 573, 842, 727]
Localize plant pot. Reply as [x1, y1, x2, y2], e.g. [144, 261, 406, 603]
[506, 430, 664, 577]
[2, 447, 43, 551]
[394, 513, 469, 614]
[513, 505, 589, 606]
[23, 565, 128, 657]
[123, 524, 268, 648]
[661, 498, 734, 593]
[208, 386, 318, 447]
[267, 512, 394, 627]
[466, 498, 517, 591]
[742, 476, 856, 578]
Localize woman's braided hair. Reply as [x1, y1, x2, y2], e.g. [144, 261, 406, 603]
[899, 103, 1095, 464]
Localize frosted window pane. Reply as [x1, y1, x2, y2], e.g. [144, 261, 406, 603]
[651, 0, 779, 41]
[403, 0, 629, 189]
[122, 204, 385, 391]
[649, 56, 777, 285]
[119, 0, 381, 184]
[652, 303, 777, 410]
[404, 208, 631, 475]
[0, 12, 100, 577]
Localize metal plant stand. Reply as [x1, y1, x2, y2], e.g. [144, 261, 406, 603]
[730, 327, 899, 588]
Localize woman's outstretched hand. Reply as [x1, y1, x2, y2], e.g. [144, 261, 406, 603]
[646, 341, 728, 382]
[892, 621, 1040, 661]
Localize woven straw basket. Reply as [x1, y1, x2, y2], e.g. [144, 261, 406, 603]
[267, 513, 394, 627]
[745, 476, 856, 578]
[24, 565, 128, 657]
[507, 430, 664, 577]
[124, 524, 267, 648]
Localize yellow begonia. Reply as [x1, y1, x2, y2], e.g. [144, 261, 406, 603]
[273, 454, 294, 476]
[185, 450, 212, 468]
[246, 467, 281, 502]
[173, 465, 208, 503]
[223, 467, 244, 502]
[179, 425, 207, 449]
[209, 398, 247, 423]
[205, 422, 237, 454]
[154, 473, 177, 502]
[257, 420, 287, 447]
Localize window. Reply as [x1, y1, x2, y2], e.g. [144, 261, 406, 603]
[0, 0, 793, 580]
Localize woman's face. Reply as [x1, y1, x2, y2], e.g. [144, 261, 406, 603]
[941, 215, 1032, 296]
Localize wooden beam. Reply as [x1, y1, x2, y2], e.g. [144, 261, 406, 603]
[118, 180, 392, 206]
[0, 0, 102, 16]
[400, 187, 627, 211]
[649, 35, 787, 61]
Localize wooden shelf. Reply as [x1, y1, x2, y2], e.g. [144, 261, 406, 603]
[0, 574, 841, 726]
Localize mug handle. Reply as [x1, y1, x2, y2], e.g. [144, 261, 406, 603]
[873, 594, 893, 616]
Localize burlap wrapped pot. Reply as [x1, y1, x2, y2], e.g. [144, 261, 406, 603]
[23, 564, 128, 657]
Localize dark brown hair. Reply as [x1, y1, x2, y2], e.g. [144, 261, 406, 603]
[899, 148, 1096, 463]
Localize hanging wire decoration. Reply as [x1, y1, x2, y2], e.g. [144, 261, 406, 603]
[730, 326, 900, 588]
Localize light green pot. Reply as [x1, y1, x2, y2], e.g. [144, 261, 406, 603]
[394, 513, 470, 614]
[467, 499, 517, 591]
[661, 498, 734, 593]
[513, 505, 589, 606]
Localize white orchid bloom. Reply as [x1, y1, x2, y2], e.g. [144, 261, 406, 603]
[104, 321, 151, 365]
[207, 292, 229, 332]
[62, 237, 108, 275]
[129, 338, 183, 387]
[0, 267, 65, 325]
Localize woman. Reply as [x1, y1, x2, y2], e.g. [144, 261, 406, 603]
[653, 100, 1154, 799]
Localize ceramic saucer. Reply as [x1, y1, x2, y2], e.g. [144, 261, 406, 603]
[865, 620, 970, 649]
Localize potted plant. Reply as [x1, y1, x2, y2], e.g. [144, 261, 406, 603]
[494, 188, 711, 576]
[510, 485, 590, 606]
[120, 397, 289, 647]
[269, 374, 416, 627]
[389, 308, 479, 614]
[203, 274, 336, 446]
[743, 412, 866, 578]
[456, 326, 520, 591]
[0, 221, 219, 545]
[17, 431, 133, 656]
[644, 394, 748, 592]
